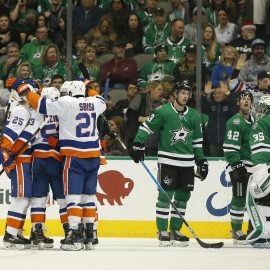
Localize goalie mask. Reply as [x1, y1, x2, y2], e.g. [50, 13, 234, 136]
[41, 87, 60, 101]
[60, 81, 86, 97]
[256, 95, 270, 120]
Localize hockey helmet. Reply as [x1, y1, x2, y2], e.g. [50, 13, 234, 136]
[237, 90, 254, 104]
[173, 80, 192, 97]
[60, 81, 86, 97]
[256, 95, 270, 119]
[41, 87, 60, 101]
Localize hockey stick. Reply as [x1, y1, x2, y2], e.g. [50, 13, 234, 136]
[0, 117, 50, 176]
[0, 90, 14, 143]
[101, 114, 224, 249]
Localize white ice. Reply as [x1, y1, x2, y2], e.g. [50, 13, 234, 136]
[0, 238, 269, 270]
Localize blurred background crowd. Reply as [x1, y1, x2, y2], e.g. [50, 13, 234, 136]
[0, 0, 270, 157]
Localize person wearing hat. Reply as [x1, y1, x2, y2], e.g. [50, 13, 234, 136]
[137, 43, 176, 89]
[142, 7, 171, 54]
[239, 39, 270, 88]
[230, 21, 256, 59]
[99, 39, 138, 89]
[165, 18, 191, 64]
[184, 6, 207, 44]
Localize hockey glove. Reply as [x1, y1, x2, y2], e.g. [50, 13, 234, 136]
[0, 148, 10, 165]
[195, 159, 209, 181]
[2, 152, 15, 168]
[17, 83, 33, 97]
[130, 142, 145, 163]
[26, 79, 42, 93]
[230, 162, 247, 182]
[5, 77, 17, 89]
[47, 136, 59, 148]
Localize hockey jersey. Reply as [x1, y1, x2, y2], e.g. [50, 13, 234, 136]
[250, 115, 270, 165]
[134, 103, 204, 167]
[26, 92, 106, 158]
[223, 113, 254, 166]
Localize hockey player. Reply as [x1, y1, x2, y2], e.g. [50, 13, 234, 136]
[223, 91, 254, 244]
[0, 85, 43, 249]
[30, 86, 68, 249]
[246, 95, 270, 247]
[130, 81, 208, 247]
[16, 80, 106, 251]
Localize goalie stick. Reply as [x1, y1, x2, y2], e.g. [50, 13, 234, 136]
[0, 117, 50, 176]
[101, 114, 224, 249]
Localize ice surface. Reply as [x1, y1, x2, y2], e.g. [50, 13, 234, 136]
[0, 238, 268, 270]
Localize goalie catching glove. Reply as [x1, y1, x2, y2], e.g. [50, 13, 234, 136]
[195, 159, 209, 180]
[130, 142, 145, 163]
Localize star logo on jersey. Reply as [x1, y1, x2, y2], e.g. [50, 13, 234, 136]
[170, 125, 190, 145]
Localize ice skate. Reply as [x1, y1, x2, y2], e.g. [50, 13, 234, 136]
[31, 223, 54, 249]
[84, 223, 94, 250]
[158, 231, 171, 247]
[17, 234, 31, 249]
[60, 229, 84, 251]
[3, 232, 25, 250]
[232, 230, 247, 245]
[170, 230, 189, 247]
[251, 238, 270, 248]
[93, 230, 99, 246]
[60, 223, 70, 245]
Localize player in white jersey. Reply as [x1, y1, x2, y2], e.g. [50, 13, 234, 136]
[0, 86, 43, 249]
[16, 80, 106, 251]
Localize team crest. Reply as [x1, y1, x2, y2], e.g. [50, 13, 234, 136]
[233, 118, 240, 125]
[170, 125, 190, 145]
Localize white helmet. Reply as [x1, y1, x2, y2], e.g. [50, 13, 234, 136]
[256, 95, 270, 120]
[60, 81, 85, 97]
[41, 87, 60, 101]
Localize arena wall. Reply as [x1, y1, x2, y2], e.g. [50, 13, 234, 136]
[0, 157, 248, 238]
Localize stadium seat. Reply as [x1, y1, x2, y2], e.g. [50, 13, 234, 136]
[133, 53, 154, 71]
[97, 53, 114, 66]
[157, 1, 172, 15]
[108, 89, 127, 104]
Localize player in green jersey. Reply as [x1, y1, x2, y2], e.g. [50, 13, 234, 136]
[223, 91, 254, 244]
[246, 95, 270, 248]
[130, 81, 208, 247]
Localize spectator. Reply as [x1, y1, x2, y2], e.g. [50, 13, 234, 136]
[137, 0, 157, 30]
[87, 15, 118, 56]
[184, 6, 207, 43]
[120, 13, 143, 57]
[211, 45, 239, 87]
[72, 0, 104, 36]
[138, 44, 176, 89]
[201, 81, 238, 156]
[230, 21, 256, 59]
[72, 35, 88, 61]
[33, 44, 66, 86]
[34, 13, 48, 28]
[142, 7, 171, 54]
[106, 0, 131, 37]
[214, 9, 239, 47]
[0, 0, 11, 16]
[0, 79, 10, 133]
[20, 26, 53, 71]
[239, 39, 270, 88]
[16, 61, 33, 80]
[0, 42, 21, 82]
[206, 0, 237, 27]
[50, 73, 64, 90]
[99, 39, 138, 89]
[0, 14, 21, 57]
[126, 80, 164, 154]
[168, 0, 189, 24]
[202, 24, 222, 78]
[9, 0, 38, 45]
[165, 18, 191, 64]
[75, 45, 101, 81]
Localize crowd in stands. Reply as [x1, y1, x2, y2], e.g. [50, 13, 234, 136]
[0, 0, 270, 157]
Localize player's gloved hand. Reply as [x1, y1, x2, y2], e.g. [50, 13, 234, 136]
[11, 78, 25, 90]
[0, 148, 10, 164]
[5, 77, 17, 89]
[195, 159, 209, 181]
[17, 83, 33, 97]
[130, 142, 145, 163]
[231, 162, 247, 181]
[2, 152, 15, 167]
[47, 136, 59, 148]
[26, 79, 42, 93]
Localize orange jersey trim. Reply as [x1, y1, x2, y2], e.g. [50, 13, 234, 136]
[32, 151, 62, 161]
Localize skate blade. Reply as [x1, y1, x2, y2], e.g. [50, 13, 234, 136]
[233, 239, 248, 245]
[3, 242, 25, 250]
[158, 240, 171, 247]
[170, 240, 189, 247]
[251, 243, 270, 248]
[60, 243, 84, 251]
[85, 243, 94, 250]
[24, 244, 31, 249]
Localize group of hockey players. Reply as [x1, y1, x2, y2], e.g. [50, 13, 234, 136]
[1, 76, 270, 250]
[0, 78, 106, 251]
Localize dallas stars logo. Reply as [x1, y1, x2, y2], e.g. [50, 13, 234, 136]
[170, 125, 190, 145]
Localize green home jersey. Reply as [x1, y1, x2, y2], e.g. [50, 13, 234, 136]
[250, 115, 270, 165]
[223, 113, 254, 166]
[134, 103, 204, 167]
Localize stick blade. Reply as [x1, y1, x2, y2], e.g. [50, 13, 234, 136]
[197, 239, 224, 249]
